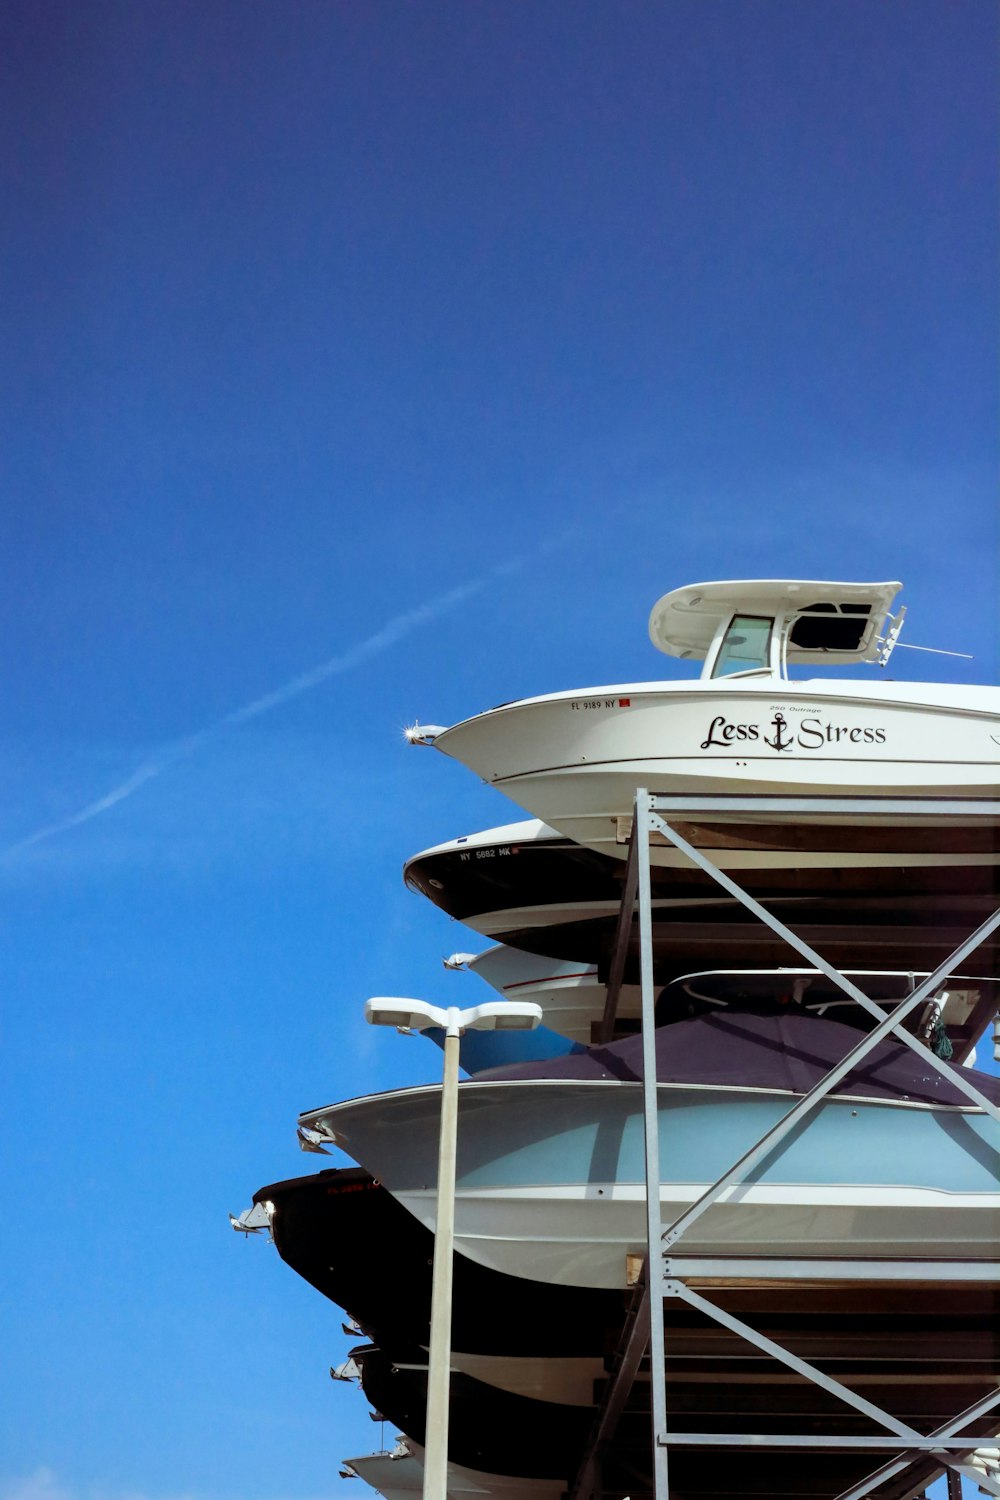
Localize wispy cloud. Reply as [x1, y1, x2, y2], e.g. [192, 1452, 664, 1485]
[0, 554, 549, 865]
[0, 1472, 329, 1500]
[0, 1471, 71, 1500]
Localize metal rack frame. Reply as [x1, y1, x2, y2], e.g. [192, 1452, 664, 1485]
[570, 789, 1000, 1500]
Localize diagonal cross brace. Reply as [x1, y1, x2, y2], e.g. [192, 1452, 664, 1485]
[659, 938, 1000, 1252]
[566, 1279, 651, 1500]
[662, 1278, 919, 1438]
[657, 887, 1000, 1250]
[647, 806, 1000, 1121]
[829, 1386, 1000, 1500]
[661, 1279, 998, 1493]
[626, 792, 1000, 1500]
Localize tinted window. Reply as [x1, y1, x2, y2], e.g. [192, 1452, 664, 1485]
[790, 603, 870, 652]
[712, 615, 772, 677]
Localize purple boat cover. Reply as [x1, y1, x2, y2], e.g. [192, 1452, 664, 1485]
[475, 1009, 1000, 1109]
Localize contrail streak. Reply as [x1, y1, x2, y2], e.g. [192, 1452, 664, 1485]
[0, 566, 509, 863]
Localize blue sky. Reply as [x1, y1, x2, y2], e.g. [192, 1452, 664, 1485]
[1, 3, 996, 1499]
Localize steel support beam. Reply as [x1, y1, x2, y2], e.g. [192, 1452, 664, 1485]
[597, 819, 639, 1044]
[662, 1279, 923, 1439]
[573, 791, 1000, 1500]
[637, 809, 1000, 1254]
[567, 1280, 649, 1500]
[568, 795, 666, 1500]
[656, 939, 999, 1252]
[638, 792, 670, 1497]
[644, 794, 1000, 820]
[646, 802, 1000, 1120]
[656, 1436, 998, 1451]
[662, 1256, 1000, 1283]
[824, 1386, 1000, 1500]
[661, 1279, 997, 1493]
[876, 1388, 1000, 1500]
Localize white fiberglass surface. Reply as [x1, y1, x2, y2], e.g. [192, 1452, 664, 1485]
[446, 1353, 601, 1407]
[647, 580, 902, 664]
[346, 1450, 563, 1499]
[431, 687, 1000, 818]
[406, 817, 554, 861]
[304, 1081, 999, 1198]
[444, 676, 1000, 718]
[395, 1182, 1000, 1289]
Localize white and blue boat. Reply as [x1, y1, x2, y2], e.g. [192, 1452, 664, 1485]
[300, 1008, 1000, 1290]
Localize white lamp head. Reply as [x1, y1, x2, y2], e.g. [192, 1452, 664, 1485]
[365, 997, 446, 1031]
[460, 1000, 543, 1032]
[364, 996, 542, 1037]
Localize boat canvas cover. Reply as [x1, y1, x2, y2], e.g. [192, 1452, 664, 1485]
[475, 1009, 1000, 1109]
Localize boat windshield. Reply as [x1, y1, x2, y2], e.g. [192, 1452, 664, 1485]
[711, 615, 773, 677]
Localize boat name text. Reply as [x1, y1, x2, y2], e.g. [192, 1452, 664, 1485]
[701, 713, 887, 753]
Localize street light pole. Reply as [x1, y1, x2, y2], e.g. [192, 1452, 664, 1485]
[422, 1011, 460, 1500]
[364, 996, 542, 1500]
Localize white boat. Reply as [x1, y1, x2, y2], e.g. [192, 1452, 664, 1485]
[457, 947, 998, 1055]
[449, 943, 642, 1044]
[344, 1441, 563, 1498]
[300, 1009, 1000, 1290]
[342, 1325, 1000, 1497]
[408, 580, 1000, 873]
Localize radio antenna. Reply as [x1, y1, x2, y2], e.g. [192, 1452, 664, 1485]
[892, 642, 974, 659]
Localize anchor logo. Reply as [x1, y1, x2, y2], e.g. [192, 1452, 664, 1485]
[763, 712, 794, 752]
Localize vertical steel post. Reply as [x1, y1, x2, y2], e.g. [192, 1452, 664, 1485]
[422, 1025, 460, 1500]
[598, 827, 640, 1043]
[636, 789, 670, 1496]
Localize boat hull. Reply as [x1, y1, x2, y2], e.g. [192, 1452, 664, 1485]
[254, 1165, 624, 1355]
[430, 680, 1000, 868]
[405, 820, 1000, 983]
[345, 1447, 563, 1499]
[464, 944, 642, 1043]
[463, 946, 998, 1055]
[304, 1079, 1000, 1289]
[352, 1317, 999, 1498]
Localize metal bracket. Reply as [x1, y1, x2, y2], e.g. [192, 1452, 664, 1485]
[566, 789, 1000, 1500]
[829, 1387, 1000, 1500]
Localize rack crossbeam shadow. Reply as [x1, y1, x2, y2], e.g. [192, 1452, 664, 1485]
[567, 789, 1000, 1500]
